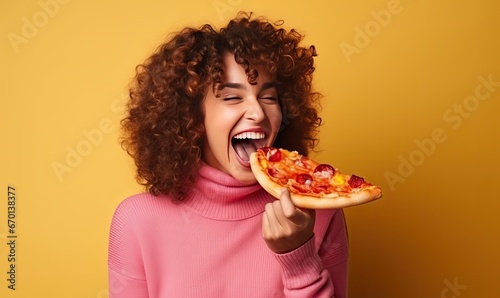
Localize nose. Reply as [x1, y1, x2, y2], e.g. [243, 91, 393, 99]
[245, 98, 266, 123]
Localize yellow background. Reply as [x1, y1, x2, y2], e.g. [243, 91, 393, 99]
[1, 0, 499, 297]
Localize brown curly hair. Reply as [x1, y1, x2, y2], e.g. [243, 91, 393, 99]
[121, 12, 322, 199]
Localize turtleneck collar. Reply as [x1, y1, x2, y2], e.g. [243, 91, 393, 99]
[182, 164, 275, 220]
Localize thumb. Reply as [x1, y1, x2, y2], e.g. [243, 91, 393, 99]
[280, 188, 315, 222]
[279, 188, 296, 217]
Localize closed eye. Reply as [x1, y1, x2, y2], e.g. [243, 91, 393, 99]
[259, 96, 279, 104]
[223, 96, 243, 101]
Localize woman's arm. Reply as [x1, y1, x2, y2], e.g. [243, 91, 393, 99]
[263, 190, 349, 297]
[108, 199, 149, 298]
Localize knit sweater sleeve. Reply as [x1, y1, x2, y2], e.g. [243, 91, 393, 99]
[108, 198, 149, 298]
[274, 209, 349, 298]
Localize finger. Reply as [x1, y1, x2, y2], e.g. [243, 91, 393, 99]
[270, 200, 288, 229]
[262, 206, 270, 237]
[280, 188, 316, 225]
[279, 188, 297, 219]
[263, 202, 281, 232]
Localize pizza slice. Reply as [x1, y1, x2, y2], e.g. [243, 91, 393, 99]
[250, 147, 382, 209]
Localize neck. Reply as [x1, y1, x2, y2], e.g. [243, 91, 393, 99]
[182, 164, 274, 220]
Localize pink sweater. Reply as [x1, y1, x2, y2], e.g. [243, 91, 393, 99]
[108, 165, 349, 298]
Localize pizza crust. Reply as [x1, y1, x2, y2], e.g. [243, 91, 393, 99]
[250, 152, 382, 209]
[290, 186, 382, 209]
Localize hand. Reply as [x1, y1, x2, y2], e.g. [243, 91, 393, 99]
[262, 188, 316, 254]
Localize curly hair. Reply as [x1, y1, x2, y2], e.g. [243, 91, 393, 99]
[121, 12, 322, 199]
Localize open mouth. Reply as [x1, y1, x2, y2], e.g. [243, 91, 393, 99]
[231, 131, 267, 163]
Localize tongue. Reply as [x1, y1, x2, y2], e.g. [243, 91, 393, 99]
[233, 140, 257, 162]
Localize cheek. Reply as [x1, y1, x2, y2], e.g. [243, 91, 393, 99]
[204, 104, 222, 127]
[203, 106, 243, 141]
[207, 108, 235, 130]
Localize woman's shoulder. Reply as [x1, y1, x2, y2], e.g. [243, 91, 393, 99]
[110, 192, 196, 238]
[112, 192, 178, 220]
[116, 192, 159, 207]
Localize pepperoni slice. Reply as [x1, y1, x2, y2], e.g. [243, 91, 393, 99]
[268, 168, 282, 178]
[295, 173, 313, 186]
[348, 175, 365, 188]
[259, 147, 273, 154]
[313, 164, 335, 179]
[262, 147, 283, 162]
[258, 147, 282, 162]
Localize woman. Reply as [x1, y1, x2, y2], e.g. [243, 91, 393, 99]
[108, 12, 349, 298]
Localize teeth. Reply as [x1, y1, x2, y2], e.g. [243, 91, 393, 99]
[233, 132, 265, 140]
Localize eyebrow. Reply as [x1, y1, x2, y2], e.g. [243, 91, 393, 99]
[218, 82, 245, 90]
[218, 82, 277, 91]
